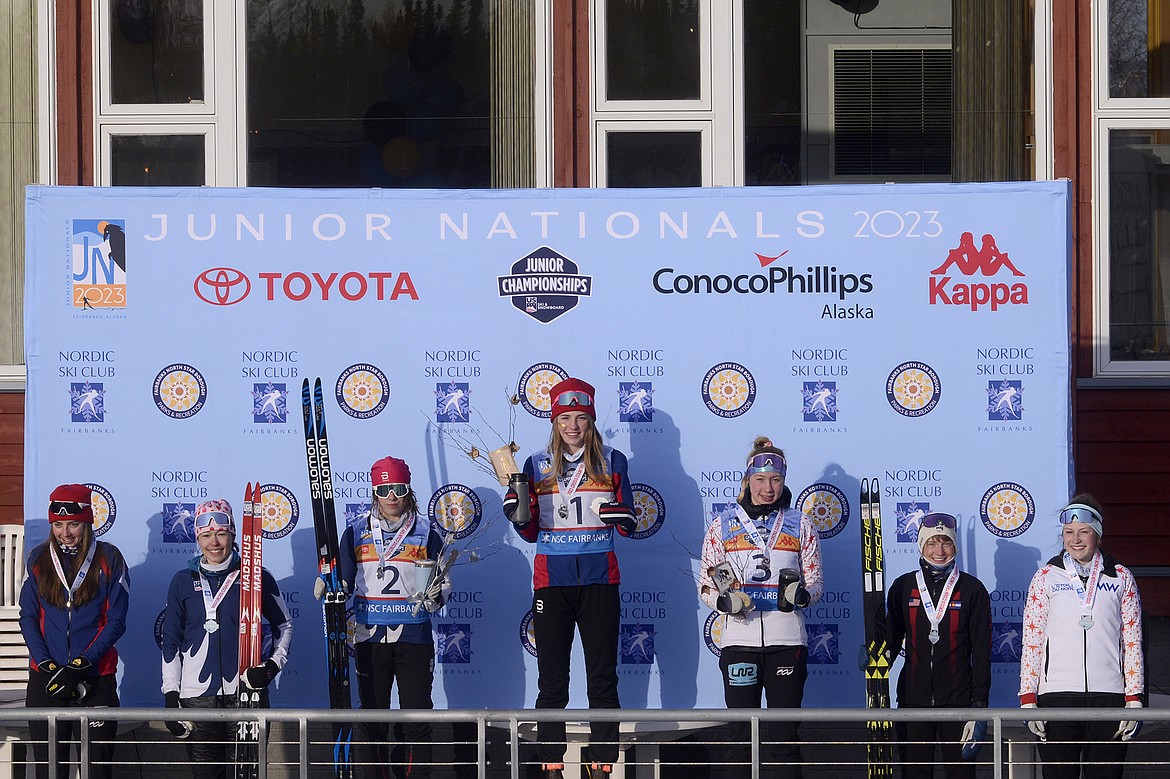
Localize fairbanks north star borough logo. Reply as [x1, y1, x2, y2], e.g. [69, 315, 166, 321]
[797, 483, 849, 539]
[88, 483, 116, 537]
[153, 364, 207, 419]
[498, 247, 592, 324]
[886, 361, 941, 417]
[702, 362, 756, 418]
[979, 481, 1035, 538]
[518, 362, 567, 418]
[335, 364, 389, 419]
[428, 484, 482, 540]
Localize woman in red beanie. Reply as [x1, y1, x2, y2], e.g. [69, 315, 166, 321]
[503, 378, 637, 779]
[19, 484, 130, 779]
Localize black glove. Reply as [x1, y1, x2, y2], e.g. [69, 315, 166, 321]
[242, 659, 280, 691]
[776, 568, 809, 612]
[599, 501, 637, 534]
[163, 691, 194, 739]
[503, 476, 538, 527]
[45, 657, 90, 702]
[715, 591, 754, 615]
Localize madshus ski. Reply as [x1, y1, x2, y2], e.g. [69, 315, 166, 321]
[235, 482, 263, 779]
[860, 477, 894, 777]
[302, 378, 354, 779]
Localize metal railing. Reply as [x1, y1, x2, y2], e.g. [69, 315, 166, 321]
[2, 706, 1169, 779]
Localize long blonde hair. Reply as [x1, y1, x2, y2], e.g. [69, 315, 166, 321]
[737, 435, 787, 504]
[541, 413, 610, 489]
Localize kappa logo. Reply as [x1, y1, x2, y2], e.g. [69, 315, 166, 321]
[498, 247, 592, 323]
[929, 232, 1029, 311]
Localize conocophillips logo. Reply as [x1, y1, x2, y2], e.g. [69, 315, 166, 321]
[194, 267, 251, 306]
[153, 364, 208, 419]
[428, 484, 482, 540]
[629, 483, 666, 540]
[498, 247, 592, 323]
[797, 483, 848, 539]
[256, 483, 300, 540]
[88, 483, 117, 537]
[653, 252, 872, 300]
[194, 268, 418, 305]
[979, 481, 1035, 538]
[702, 362, 756, 418]
[929, 232, 1029, 311]
[518, 362, 567, 418]
[885, 361, 941, 417]
[335, 364, 390, 419]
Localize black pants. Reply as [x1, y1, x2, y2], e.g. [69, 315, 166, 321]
[179, 692, 269, 779]
[354, 640, 435, 778]
[26, 671, 119, 779]
[719, 645, 807, 779]
[533, 584, 621, 766]
[1036, 692, 1128, 779]
[895, 717, 973, 779]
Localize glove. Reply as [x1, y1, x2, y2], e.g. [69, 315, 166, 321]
[313, 576, 326, 600]
[961, 720, 987, 760]
[503, 477, 537, 527]
[715, 591, 754, 615]
[242, 659, 279, 691]
[599, 501, 637, 534]
[45, 657, 90, 702]
[163, 691, 194, 739]
[776, 568, 809, 612]
[1114, 700, 1142, 742]
[1022, 702, 1046, 741]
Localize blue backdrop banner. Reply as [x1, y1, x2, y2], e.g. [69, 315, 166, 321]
[24, 182, 1071, 708]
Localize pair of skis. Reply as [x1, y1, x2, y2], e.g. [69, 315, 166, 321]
[235, 482, 264, 779]
[302, 378, 355, 779]
[860, 478, 893, 777]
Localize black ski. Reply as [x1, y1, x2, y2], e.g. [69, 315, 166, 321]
[860, 477, 893, 777]
[302, 378, 354, 779]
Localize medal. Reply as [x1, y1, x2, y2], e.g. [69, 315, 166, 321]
[928, 628, 940, 644]
[558, 505, 569, 519]
[204, 619, 219, 634]
[1079, 615, 1094, 630]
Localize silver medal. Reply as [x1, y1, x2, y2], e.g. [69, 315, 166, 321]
[558, 505, 569, 519]
[204, 618, 219, 634]
[1078, 615, 1094, 630]
[928, 628, 940, 645]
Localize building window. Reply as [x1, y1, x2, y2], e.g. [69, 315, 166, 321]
[107, 0, 205, 106]
[108, 133, 207, 185]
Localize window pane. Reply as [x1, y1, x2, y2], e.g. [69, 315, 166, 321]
[246, 1, 492, 188]
[1108, 129, 1170, 360]
[607, 132, 702, 187]
[605, 0, 700, 101]
[109, 0, 204, 104]
[1108, 0, 1170, 98]
[743, 0, 800, 185]
[110, 135, 206, 186]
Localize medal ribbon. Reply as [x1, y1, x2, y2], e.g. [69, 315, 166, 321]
[50, 541, 97, 609]
[555, 462, 588, 518]
[374, 515, 416, 570]
[734, 506, 786, 554]
[198, 570, 240, 625]
[915, 565, 960, 639]
[1061, 551, 1103, 627]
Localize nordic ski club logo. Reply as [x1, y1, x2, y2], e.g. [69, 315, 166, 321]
[992, 622, 1023, 663]
[630, 483, 666, 539]
[428, 484, 482, 540]
[802, 381, 837, 422]
[161, 503, 197, 543]
[886, 361, 941, 417]
[344, 504, 368, 528]
[335, 363, 389, 419]
[71, 218, 127, 310]
[436, 624, 473, 664]
[619, 382, 654, 422]
[929, 231, 1029, 311]
[88, 483, 116, 537]
[518, 362, 567, 418]
[987, 380, 1024, 420]
[435, 382, 471, 422]
[979, 481, 1035, 538]
[797, 484, 849, 539]
[257, 483, 300, 540]
[620, 624, 656, 665]
[153, 364, 207, 419]
[702, 362, 756, 418]
[895, 502, 930, 543]
[71, 382, 105, 422]
[805, 624, 840, 664]
[252, 383, 287, 423]
[498, 247, 592, 324]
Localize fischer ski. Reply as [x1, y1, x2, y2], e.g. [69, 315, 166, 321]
[302, 378, 354, 779]
[860, 477, 894, 777]
[235, 482, 263, 779]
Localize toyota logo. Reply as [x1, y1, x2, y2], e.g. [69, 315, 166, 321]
[194, 267, 251, 306]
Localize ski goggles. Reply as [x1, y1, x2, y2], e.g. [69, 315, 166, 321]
[194, 511, 233, 530]
[746, 453, 787, 477]
[552, 390, 593, 409]
[373, 483, 410, 499]
[49, 501, 90, 517]
[1058, 504, 1102, 526]
[920, 512, 958, 530]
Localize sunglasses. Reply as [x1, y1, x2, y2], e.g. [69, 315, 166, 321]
[921, 512, 957, 530]
[1058, 505, 1102, 526]
[374, 483, 410, 499]
[746, 453, 787, 477]
[553, 390, 593, 408]
[49, 501, 89, 516]
[194, 511, 232, 529]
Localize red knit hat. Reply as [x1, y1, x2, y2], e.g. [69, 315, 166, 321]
[549, 378, 596, 420]
[48, 484, 94, 524]
[371, 456, 411, 486]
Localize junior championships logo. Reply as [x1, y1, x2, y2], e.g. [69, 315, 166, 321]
[797, 483, 848, 539]
[518, 362, 567, 418]
[629, 483, 666, 539]
[335, 363, 389, 419]
[88, 483, 117, 537]
[498, 247, 593, 324]
[153, 364, 207, 419]
[428, 484, 483, 540]
[702, 362, 756, 418]
[886, 361, 941, 417]
[979, 481, 1035, 538]
[257, 483, 300, 540]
